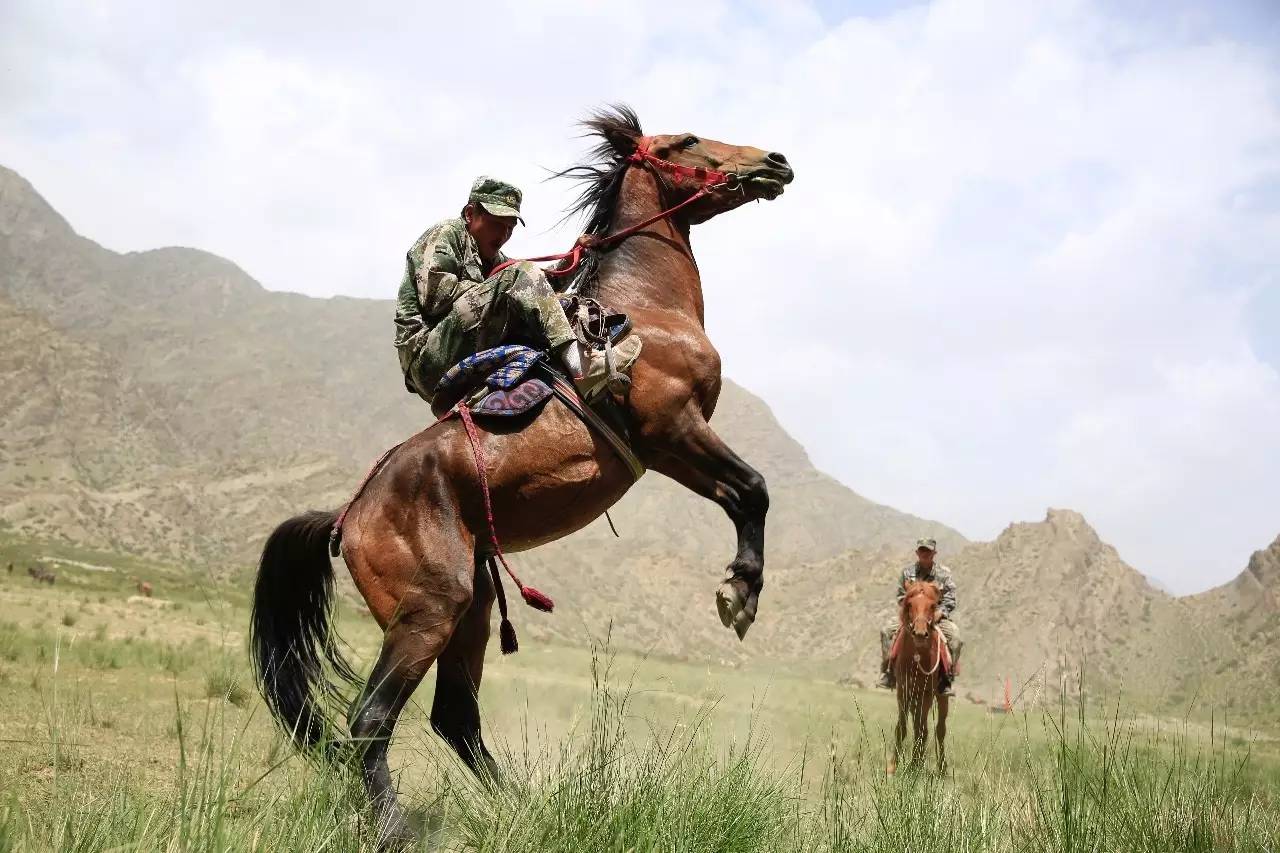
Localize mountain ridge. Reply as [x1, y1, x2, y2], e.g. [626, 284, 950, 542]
[0, 162, 966, 566]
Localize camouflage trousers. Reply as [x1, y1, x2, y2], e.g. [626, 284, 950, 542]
[881, 615, 962, 671]
[399, 262, 576, 403]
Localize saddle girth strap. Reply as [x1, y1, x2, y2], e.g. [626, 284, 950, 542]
[541, 366, 646, 483]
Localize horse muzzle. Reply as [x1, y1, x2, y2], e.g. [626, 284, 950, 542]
[740, 156, 794, 200]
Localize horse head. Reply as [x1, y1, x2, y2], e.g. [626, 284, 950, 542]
[569, 106, 794, 232]
[901, 580, 941, 647]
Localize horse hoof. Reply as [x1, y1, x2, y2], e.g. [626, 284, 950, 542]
[716, 580, 756, 640]
[715, 581, 743, 629]
[376, 813, 416, 852]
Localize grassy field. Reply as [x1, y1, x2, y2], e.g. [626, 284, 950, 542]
[0, 537, 1277, 852]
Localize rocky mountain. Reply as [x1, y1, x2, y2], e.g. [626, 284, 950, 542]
[1176, 534, 1280, 713]
[1192, 534, 1280, 619]
[740, 510, 1280, 719]
[2, 165, 1275, 721]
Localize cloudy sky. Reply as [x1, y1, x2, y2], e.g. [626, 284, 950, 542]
[3, 0, 1278, 593]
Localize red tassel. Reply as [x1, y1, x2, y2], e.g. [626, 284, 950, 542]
[457, 405, 556, 622]
[520, 585, 555, 612]
[499, 619, 518, 655]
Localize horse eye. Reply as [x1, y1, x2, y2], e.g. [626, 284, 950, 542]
[681, 136, 699, 149]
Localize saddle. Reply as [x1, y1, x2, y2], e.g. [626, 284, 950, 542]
[430, 295, 641, 415]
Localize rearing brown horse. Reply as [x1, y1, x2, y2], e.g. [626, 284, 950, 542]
[887, 580, 950, 775]
[250, 106, 793, 844]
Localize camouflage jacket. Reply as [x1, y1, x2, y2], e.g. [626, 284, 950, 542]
[393, 217, 507, 354]
[896, 563, 957, 618]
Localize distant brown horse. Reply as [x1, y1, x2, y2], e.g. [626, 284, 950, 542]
[250, 106, 793, 845]
[887, 580, 949, 775]
[137, 580, 153, 598]
[27, 566, 55, 586]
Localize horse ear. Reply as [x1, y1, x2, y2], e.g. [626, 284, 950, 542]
[602, 125, 640, 156]
[583, 105, 643, 156]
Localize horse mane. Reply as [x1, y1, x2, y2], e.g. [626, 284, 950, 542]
[553, 104, 644, 236]
[904, 581, 939, 599]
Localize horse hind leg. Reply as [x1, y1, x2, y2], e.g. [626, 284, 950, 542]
[348, 537, 476, 849]
[430, 555, 500, 781]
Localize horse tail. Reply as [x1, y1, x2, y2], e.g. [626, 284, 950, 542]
[250, 509, 359, 755]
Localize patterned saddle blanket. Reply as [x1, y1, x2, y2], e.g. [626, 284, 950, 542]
[430, 297, 643, 419]
[431, 345, 553, 419]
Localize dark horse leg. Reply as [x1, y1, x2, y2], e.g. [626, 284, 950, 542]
[936, 694, 949, 774]
[648, 406, 768, 639]
[912, 690, 932, 767]
[430, 556, 500, 780]
[889, 681, 908, 776]
[347, 534, 475, 849]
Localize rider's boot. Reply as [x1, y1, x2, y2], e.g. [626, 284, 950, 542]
[876, 660, 895, 690]
[938, 665, 957, 697]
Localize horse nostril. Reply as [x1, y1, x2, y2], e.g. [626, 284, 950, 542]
[767, 152, 788, 166]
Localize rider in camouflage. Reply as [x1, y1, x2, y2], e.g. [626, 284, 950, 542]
[877, 537, 963, 696]
[394, 176, 581, 403]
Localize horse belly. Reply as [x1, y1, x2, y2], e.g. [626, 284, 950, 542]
[481, 404, 635, 551]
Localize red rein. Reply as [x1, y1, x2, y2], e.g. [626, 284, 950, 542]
[489, 136, 735, 278]
[456, 403, 553, 654]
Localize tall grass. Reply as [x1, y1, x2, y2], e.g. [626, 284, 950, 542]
[0, 644, 1276, 851]
[0, 694, 373, 851]
[444, 653, 1279, 853]
[447, 655, 797, 852]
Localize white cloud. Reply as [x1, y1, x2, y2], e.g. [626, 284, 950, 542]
[1, 0, 1278, 592]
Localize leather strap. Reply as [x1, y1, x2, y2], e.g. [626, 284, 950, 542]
[541, 365, 646, 482]
[629, 135, 734, 187]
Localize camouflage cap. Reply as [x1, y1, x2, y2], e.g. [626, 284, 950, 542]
[915, 537, 938, 552]
[468, 176, 524, 225]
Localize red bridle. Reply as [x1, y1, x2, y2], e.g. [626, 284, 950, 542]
[489, 136, 738, 278]
[627, 135, 737, 191]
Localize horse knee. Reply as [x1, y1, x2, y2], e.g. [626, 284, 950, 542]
[350, 670, 409, 743]
[741, 470, 769, 516]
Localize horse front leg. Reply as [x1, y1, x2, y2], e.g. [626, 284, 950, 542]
[647, 408, 768, 639]
[888, 690, 907, 776]
[912, 694, 932, 768]
[935, 695, 949, 775]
